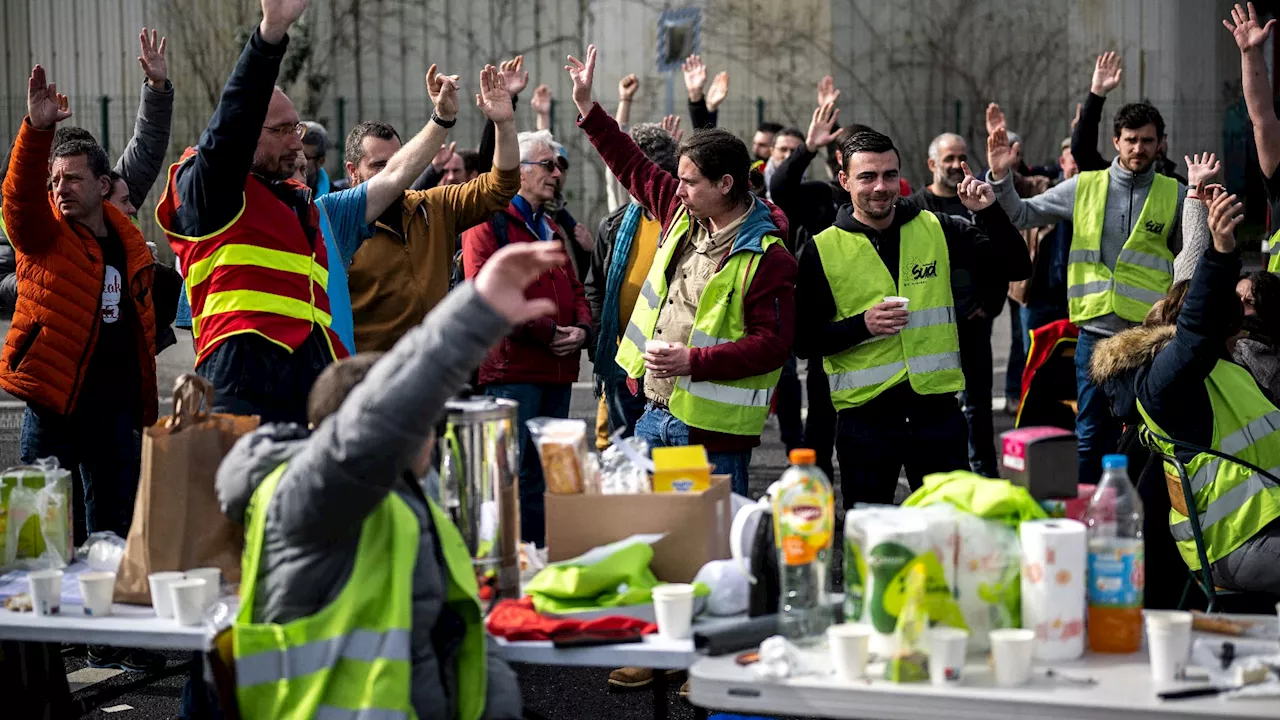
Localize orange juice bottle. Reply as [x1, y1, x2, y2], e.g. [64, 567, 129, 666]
[1084, 455, 1145, 653]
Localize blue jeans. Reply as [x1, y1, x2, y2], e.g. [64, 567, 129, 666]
[602, 373, 647, 439]
[20, 401, 142, 539]
[1074, 330, 1122, 486]
[482, 383, 573, 546]
[1005, 299, 1024, 401]
[633, 404, 752, 496]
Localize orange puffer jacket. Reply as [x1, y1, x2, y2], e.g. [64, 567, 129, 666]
[0, 120, 157, 424]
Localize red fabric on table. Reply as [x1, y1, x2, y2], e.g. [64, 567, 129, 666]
[485, 597, 657, 641]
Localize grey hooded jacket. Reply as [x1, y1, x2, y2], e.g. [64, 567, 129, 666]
[216, 284, 522, 720]
[989, 155, 1186, 337]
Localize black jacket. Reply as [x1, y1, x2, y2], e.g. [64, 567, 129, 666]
[584, 203, 631, 359]
[795, 200, 1030, 361]
[768, 146, 849, 253]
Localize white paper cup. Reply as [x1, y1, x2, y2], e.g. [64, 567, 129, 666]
[170, 579, 209, 627]
[1144, 610, 1193, 686]
[989, 628, 1035, 687]
[186, 567, 222, 609]
[926, 627, 970, 686]
[883, 296, 910, 310]
[78, 571, 116, 618]
[828, 623, 872, 682]
[645, 340, 671, 353]
[651, 583, 696, 640]
[148, 571, 186, 618]
[28, 569, 63, 617]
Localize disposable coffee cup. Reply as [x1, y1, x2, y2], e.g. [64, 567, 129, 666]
[989, 628, 1035, 687]
[169, 579, 209, 627]
[926, 627, 969, 686]
[645, 340, 671, 353]
[79, 571, 116, 617]
[28, 569, 63, 617]
[1144, 610, 1193, 686]
[651, 583, 696, 640]
[186, 567, 222, 609]
[828, 623, 872, 682]
[148, 571, 186, 618]
[883, 295, 910, 310]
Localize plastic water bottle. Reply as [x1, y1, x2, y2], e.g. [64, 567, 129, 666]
[1084, 454, 1145, 653]
[774, 449, 835, 646]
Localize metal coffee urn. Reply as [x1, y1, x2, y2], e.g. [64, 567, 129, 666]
[440, 397, 521, 600]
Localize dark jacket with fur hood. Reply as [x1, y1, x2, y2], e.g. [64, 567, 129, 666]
[1089, 247, 1243, 464]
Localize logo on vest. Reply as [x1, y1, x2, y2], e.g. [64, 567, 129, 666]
[903, 254, 939, 286]
[1144, 220, 1166, 234]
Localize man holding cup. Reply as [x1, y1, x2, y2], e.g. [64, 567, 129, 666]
[796, 131, 1030, 506]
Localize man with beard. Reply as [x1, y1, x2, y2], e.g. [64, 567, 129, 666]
[911, 133, 971, 217]
[987, 103, 1188, 486]
[796, 131, 1029, 507]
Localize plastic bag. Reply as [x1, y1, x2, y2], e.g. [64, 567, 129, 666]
[693, 559, 749, 616]
[0, 461, 73, 571]
[76, 531, 127, 573]
[885, 562, 929, 682]
[599, 436, 652, 495]
[527, 418, 589, 494]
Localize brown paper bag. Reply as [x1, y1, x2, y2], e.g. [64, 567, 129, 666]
[114, 375, 260, 605]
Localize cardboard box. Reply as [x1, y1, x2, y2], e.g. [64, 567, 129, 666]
[1000, 426, 1078, 499]
[545, 475, 733, 582]
[652, 445, 711, 493]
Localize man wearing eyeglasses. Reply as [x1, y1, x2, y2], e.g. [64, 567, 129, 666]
[461, 129, 592, 547]
[156, 0, 470, 424]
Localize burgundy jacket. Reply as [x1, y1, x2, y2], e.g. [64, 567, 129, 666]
[463, 204, 592, 386]
[578, 103, 797, 451]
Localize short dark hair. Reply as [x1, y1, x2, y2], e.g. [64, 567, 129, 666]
[679, 128, 752, 205]
[107, 170, 125, 190]
[630, 123, 679, 176]
[457, 148, 482, 175]
[51, 139, 111, 178]
[776, 127, 805, 144]
[344, 121, 400, 166]
[307, 352, 386, 427]
[757, 122, 784, 135]
[301, 121, 329, 156]
[52, 126, 95, 148]
[1113, 102, 1165, 139]
[839, 131, 900, 172]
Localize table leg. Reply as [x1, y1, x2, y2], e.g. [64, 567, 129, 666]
[651, 669, 669, 720]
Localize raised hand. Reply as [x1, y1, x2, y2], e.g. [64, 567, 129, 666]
[985, 102, 1006, 136]
[817, 75, 841, 108]
[1226, 2, 1276, 52]
[431, 141, 456, 170]
[661, 114, 683, 143]
[1184, 152, 1221, 189]
[137, 28, 168, 89]
[705, 71, 730, 111]
[531, 84, 552, 117]
[573, 223, 594, 252]
[26, 65, 72, 130]
[426, 64, 460, 121]
[1091, 51, 1123, 96]
[619, 73, 639, 102]
[957, 161, 995, 212]
[260, 0, 308, 43]
[682, 54, 707, 101]
[806, 101, 840, 152]
[475, 243, 567, 325]
[565, 44, 597, 117]
[986, 127, 1020, 181]
[476, 64, 514, 123]
[1207, 189, 1244, 253]
[499, 55, 529, 97]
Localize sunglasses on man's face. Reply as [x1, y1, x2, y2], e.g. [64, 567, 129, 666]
[521, 159, 559, 173]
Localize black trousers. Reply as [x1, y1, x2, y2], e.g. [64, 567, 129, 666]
[777, 355, 804, 453]
[958, 314, 998, 477]
[835, 384, 969, 507]
[804, 361, 837, 480]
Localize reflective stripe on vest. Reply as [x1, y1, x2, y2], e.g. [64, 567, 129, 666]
[1268, 231, 1280, 275]
[1067, 170, 1177, 324]
[614, 204, 784, 436]
[1137, 360, 1280, 571]
[813, 211, 963, 410]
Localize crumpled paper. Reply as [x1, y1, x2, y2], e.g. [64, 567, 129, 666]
[751, 635, 820, 679]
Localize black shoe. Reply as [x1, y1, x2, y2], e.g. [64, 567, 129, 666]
[88, 646, 166, 673]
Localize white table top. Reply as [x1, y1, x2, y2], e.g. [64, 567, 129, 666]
[689, 648, 1280, 720]
[0, 602, 210, 651]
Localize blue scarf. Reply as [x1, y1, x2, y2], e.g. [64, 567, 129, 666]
[594, 203, 645, 383]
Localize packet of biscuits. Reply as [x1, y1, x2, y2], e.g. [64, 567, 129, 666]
[527, 418, 591, 494]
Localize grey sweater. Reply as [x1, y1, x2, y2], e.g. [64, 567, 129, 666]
[217, 285, 522, 720]
[990, 156, 1187, 336]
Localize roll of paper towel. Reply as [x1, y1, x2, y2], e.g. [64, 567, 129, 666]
[1019, 519, 1086, 661]
[845, 512, 929, 658]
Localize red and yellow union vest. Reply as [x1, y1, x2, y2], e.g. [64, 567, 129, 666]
[155, 148, 345, 366]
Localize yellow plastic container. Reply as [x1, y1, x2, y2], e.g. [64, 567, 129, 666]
[652, 445, 712, 493]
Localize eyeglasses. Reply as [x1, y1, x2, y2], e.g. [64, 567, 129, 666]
[263, 122, 306, 138]
[521, 159, 560, 173]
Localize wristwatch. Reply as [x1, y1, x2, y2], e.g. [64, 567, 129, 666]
[431, 111, 457, 128]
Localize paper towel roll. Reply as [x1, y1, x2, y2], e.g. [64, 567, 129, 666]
[1019, 519, 1086, 661]
[846, 514, 928, 658]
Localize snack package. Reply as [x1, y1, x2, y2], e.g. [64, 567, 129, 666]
[0, 462, 73, 571]
[527, 418, 588, 494]
[599, 436, 652, 495]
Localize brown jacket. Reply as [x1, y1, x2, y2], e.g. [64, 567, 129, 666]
[348, 166, 521, 351]
[1008, 174, 1053, 306]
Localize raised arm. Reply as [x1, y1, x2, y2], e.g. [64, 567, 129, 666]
[569, 45, 682, 226]
[1071, 52, 1122, 173]
[431, 66, 522, 231]
[2, 66, 71, 256]
[114, 28, 173, 209]
[987, 127, 1077, 228]
[531, 84, 552, 133]
[949, 161, 1032, 283]
[1173, 155, 1220, 283]
[361, 64, 459, 223]
[1226, 3, 1280, 177]
[616, 73, 638, 126]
